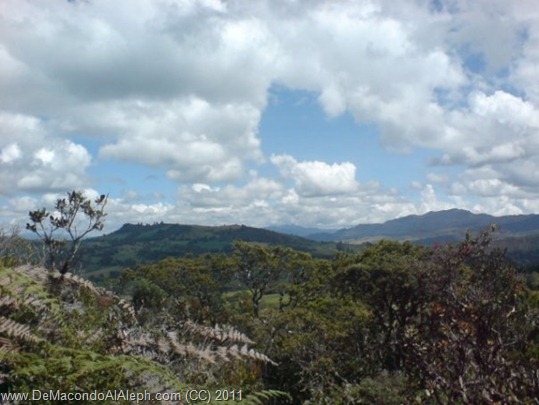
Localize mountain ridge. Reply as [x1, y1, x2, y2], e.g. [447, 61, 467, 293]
[271, 209, 539, 242]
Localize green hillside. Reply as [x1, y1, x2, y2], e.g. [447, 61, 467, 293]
[76, 223, 339, 278]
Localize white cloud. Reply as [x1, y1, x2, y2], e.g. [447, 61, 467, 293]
[131, 203, 173, 215]
[443, 0, 529, 72]
[0, 143, 21, 164]
[271, 154, 359, 197]
[1, 0, 539, 229]
[0, 111, 92, 196]
[512, 20, 539, 103]
[96, 97, 263, 183]
[470, 91, 539, 127]
[426, 173, 449, 184]
[182, 176, 283, 209]
[265, 2, 467, 156]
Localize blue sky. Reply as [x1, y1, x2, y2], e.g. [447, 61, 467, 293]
[1, 0, 539, 233]
[259, 87, 437, 192]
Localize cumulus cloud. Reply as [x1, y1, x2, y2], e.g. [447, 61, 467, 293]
[432, 88, 539, 199]
[1, 0, 539, 228]
[0, 111, 92, 196]
[0, 0, 271, 185]
[181, 176, 283, 209]
[174, 175, 445, 229]
[271, 154, 359, 197]
[97, 98, 263, 182]
[470, 91, 539, 127]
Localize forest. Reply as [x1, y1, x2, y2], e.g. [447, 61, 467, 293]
[1, 192, 538, 404]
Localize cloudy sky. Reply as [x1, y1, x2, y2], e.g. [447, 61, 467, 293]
[1, 0, 539, 233]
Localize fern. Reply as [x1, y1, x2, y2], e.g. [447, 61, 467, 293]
[0, 265, 62, 317]
[0, 317, 42, 344]
[184, 321, 255, 345]
[0, 264, 290, 403]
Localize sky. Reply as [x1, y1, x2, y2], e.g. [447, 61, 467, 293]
[1, 0, 539, 233]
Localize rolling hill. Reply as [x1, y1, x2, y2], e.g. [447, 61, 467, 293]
[76, 223, 338, 278]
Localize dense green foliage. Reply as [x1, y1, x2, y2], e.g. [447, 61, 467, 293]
[115, 231, 539, 403]
[2, 222, 539, 403]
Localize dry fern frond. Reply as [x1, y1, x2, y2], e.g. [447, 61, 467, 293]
[0, 295, 18, 311]
[198, 345, 216, 363]
[164, 328, 277, 366]
[164, 331, 216, 362]
[157, 336, 171, 354]
[49, 268, 137, 322]
[247, 348, 277, 366]
[0, 274, 11, 287]
[236, 344, 277, 366]
[115, 297, 137, 320]
[2, 266, 60, 314]
[12, 265, 49, 284]
[0, 316, 42, 344]
[184, 321, 255, 345]
[51, 271, 103, 295]
[0, 336, 17, 353]
[118, 332, 154, 355]
[226, 344, 242, 360]
[216, 345, 231, 361]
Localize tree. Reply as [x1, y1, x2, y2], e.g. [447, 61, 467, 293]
[118, 255, 235, 324]
[233, 242, 297, 318]
[26, 190, 108, 274]
[331, 231, 539, 403]
[335, 240, 431, 372]
[400, 228, 539, 403]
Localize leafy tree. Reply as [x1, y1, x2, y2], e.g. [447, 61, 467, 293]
[267, 293, 371, 404]
[119, 256, 231, 324]
[401, 228, 539, 403]
[335, 240, 430, 372]
[330, 231, 539, 403]
[233, 242, 300, 318]
[26, 190, 107, 274]
[130, 278, 168, 313]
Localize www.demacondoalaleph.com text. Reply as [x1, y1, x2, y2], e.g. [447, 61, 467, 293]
[2, 389, 191, 402]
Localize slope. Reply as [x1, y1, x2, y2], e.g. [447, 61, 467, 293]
[76, 223, 337, 278]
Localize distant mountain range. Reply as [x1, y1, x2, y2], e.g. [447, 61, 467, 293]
[77, 209, 539, 280]
[270, 209, 539, 244]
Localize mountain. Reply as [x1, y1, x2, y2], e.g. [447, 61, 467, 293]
[65, 210, 539, 280]
[308, 209, 539, 243]
[77, 223, 338, 277]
